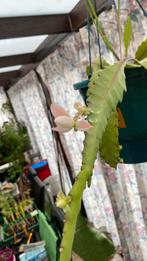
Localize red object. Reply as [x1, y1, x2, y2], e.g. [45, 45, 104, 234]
[31, 160, 52, 181]
[0, 248, 14, 261]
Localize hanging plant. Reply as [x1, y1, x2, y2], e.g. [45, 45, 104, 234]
[50, 1, 147, 260]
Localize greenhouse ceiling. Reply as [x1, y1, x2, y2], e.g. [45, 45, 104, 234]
[0, 0, 112, 88]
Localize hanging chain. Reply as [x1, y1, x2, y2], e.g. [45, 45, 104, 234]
[87, 14, 92, 78]
[135, 0, 147, 18]
[94, 0, 103, 69]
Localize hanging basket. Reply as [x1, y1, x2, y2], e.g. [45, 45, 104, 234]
[73, 79, 89, 103]
[118, 67, 147, 163]
[74, 67, 147, 164]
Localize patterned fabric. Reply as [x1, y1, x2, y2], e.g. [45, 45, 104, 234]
[0, 87, 14, 127]
[3, 1, 147, 260]
[8, 71, 59, 176]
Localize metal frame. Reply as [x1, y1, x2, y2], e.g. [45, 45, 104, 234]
[0, 0, 113, 88]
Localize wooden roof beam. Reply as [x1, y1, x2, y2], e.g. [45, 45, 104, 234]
[70, 0, 113, 30]
[0, 80, 10, 87]
[0, 15, 71, 39]
[0, 53, 33, 68]
[0, 0, 113, 39]
[0, 70, 20, 81]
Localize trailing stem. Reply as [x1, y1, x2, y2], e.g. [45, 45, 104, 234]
[59, 169, 90, 261]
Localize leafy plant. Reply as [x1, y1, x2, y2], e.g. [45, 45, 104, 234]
[0, 122, 31, 182]
[52, 1, 147, 260]
[1, 101, 13, 114]
[99, 111, 122, 168]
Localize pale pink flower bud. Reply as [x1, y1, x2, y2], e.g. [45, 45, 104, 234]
[76, 119, 92, 131]
[51, 104, 69, 118]
[54, 116, 74, 132]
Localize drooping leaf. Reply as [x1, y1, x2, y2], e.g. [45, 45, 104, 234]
[118, 0, 121, 20]
[82, 60, 126, 170]
[135, 39, 147, 60]
[86, 58, 109, 77]
[136, 57, 147, 69]
[86, 66, 92, 78]
[84, 0, 120, 61]
[124, 16, 132, 57]
[99, 111, 121, 168]
[125, 62, 141, 68]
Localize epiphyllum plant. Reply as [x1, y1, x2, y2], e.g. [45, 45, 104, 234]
[51, 1, 147, 260]
[51, 102, 92, 132]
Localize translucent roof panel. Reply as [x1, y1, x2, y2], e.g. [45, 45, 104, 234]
[0, 65, 21, 73]
[0, 35, 48, 57]
[0, 0, 80, 17]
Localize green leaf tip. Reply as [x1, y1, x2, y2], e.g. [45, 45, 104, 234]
[99, 111, 121, 168]
[124, 16, 132, 57]
[135, 38, 147, 60]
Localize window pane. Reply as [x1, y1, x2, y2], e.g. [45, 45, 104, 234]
[0, 0, 80, 17]
[0, 35, 48, 57]
[0, 65, 21, 73]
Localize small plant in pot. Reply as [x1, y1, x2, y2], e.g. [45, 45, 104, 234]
[50, 1, 147, 260]
[0, 121, 31, 182]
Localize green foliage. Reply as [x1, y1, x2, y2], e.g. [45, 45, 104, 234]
[84, 0, 119, 60]
[86, 66, 92, 78]
[0, 122, 30, 182]
[124, 16, 132, 57]
[1, 101, 13, 114]
[82, 61, 126, 170]
[86, 61, 123, 168]
[59, 61, 126, 261]
[99, 111, 121, 168]
[59, 1, 147, 260]
[136, 57, 147, 69]
[135, 39, 147, 60]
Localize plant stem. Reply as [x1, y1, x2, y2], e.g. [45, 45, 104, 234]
[115, 0, 123, 59]
[59, 169, 89, 261]
[84, 0, 120, 60]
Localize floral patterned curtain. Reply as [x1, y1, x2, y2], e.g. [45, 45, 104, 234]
[0, 87, 14, 127]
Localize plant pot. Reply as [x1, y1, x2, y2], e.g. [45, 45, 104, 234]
[0, 248, 14, 261]
[73, 80, 89, 103]
[74, 67, 147, 164]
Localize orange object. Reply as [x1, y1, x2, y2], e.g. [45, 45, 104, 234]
[13, 233, 19, 244]
[27, 233, 33, 244]
[117, 108, 126, 128]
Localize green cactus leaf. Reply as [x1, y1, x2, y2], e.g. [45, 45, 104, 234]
[124, 16, 132, 57]
[99, 111, 121, 168]
[82, 60, 126, 172]
[135, 39, 147, 60]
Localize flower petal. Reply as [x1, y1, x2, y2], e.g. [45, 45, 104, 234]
[52, 127, 67, 132]
[55, 116, 74, 132]
[51, 104, 69, 118]
[76, 119, 93, 131]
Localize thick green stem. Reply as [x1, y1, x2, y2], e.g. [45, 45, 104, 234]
[59, 169, 89, 261]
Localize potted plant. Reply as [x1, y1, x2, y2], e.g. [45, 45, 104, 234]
[50, 1, 147, 260]
[0, 122, 31, 182]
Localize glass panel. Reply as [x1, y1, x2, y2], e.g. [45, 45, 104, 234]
[0, 35, 48, 57]
[0, 65, 21, 73]
[0, 0, 80, 17]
